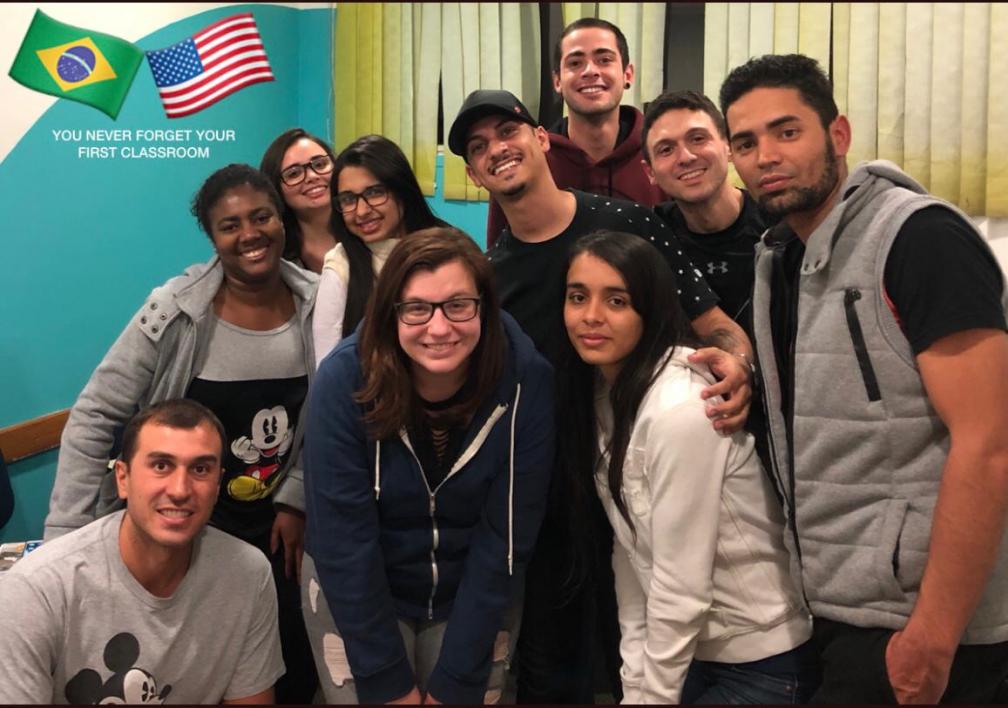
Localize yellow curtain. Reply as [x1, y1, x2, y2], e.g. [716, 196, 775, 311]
[333, 3, 439, 195]
[334, 2, 541, 201]
[706, 2, 1008, 216]
[704, 3, 830, 99]
[560, 3, 666, 106]
[837, 2, 1007, 215]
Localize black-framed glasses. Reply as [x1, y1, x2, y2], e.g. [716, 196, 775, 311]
[280, 154, 333, 186]
[395, 297, 481, 325]
[336, 184, 390, 213]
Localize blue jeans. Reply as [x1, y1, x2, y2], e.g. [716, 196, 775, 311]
[680, 642, 819, 704]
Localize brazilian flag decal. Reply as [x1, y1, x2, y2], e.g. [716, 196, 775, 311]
[8, 10, 143, 119]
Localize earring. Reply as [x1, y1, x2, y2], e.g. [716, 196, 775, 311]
[624, 82, 631, 89]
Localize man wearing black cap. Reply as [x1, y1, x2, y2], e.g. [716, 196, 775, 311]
[449, 88, 755, 704]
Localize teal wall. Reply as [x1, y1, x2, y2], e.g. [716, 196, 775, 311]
[427, 154, 490, 249]
[1, 4, 489, 542]
[2, 4, 326, 541]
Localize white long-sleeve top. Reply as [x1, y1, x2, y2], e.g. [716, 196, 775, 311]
[594, 347, 811, 704]
[312, 238, 400, 369]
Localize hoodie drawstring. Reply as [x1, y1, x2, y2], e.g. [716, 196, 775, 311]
[507, 383, 522, 576]
[374, 440, 381, 500]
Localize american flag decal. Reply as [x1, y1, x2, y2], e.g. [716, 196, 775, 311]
[145, 12, 273, 119]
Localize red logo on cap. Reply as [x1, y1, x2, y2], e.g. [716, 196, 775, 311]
[514, 105, 521, 113]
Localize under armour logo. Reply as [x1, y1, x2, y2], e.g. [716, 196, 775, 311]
[706, 261, 729, 275]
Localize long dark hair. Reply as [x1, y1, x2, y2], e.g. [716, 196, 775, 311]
[355, 227, 506, 441]
[559, 230, 698, 543]
[259, 127, 337, 262]
[331, 135, 448, 335]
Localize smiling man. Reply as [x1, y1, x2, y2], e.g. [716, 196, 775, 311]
[484, 18, 664, 247]
[449, 88, 756, 704]
[643, 90, 769, 334]
[721, 53, 1008, 703]
[641, 89, 776, 490]
[0, 400, 284, 704]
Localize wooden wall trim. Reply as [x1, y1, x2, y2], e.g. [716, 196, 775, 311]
[0, 409, 69, 464]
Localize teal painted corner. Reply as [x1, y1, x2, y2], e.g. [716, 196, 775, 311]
[425, 153, 490, 249]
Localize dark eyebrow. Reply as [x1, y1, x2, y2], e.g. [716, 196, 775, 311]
[767, 115, 801, 129]
[190, 455, 220, 466]
[565, 282, 629, 295]
[730, 114, 802, 144]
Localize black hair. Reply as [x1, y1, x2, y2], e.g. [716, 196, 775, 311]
[553, 17, 630, 73]
[719, 53, 838, 133]
[190, 163, 283, 239]
[260, 128, 337, 262]
[120, 399, 226, 465]
[558, 230, 698, 565]
[641, 89, 727, 162]
[329, 135, 448, 335]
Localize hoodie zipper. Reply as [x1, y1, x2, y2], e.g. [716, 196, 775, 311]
[399, 403, 509, 619]
[843, 288, 882, 402]
[773, 244, 809, 607]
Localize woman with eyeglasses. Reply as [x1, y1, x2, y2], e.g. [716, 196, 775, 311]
[559, 230, 815, 704]
[312, 135, 449, 368]
[260, 128, 338, 273]
[302, 227, 554, 705]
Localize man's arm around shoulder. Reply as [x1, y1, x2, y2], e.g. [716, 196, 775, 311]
[688, 306, 755, 434]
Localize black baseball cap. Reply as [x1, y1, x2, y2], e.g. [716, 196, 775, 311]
[447, 89, 538, 158]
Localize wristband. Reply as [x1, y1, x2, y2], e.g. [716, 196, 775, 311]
[734, 351, 756, 377]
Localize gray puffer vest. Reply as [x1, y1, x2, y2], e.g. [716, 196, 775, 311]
[753, 160, 1008, 642]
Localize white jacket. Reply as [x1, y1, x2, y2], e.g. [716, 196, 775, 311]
[594, 347, 811, 704]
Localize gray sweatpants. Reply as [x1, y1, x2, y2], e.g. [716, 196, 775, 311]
[301, 552, 521, 704]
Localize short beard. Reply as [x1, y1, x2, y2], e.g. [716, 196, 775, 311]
[759, 139, 839, 219]
[499, 181, 527, 199]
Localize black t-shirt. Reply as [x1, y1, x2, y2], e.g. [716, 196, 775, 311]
[488, 189, 719, 365]
[770, 204, 1006, 421]
[186, 376, 308, 543]
[409, 385, 472, 491]
[655, 190, 769, 337]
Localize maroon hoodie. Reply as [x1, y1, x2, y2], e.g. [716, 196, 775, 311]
[485, 105, 666, 247]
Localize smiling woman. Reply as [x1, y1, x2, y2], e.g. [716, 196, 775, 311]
[302, 227, 554, 705]
[311, 135, 449, 368]
[47, 163, 321, 703]
[260, 128, 338, 274]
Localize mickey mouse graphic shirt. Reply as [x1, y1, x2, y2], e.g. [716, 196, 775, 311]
[186, 314, 308, 543]
[0, 512, 284, 703]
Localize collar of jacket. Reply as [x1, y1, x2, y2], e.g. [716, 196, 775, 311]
[137, 256, 319, 341]
[547, 105, 646, 168]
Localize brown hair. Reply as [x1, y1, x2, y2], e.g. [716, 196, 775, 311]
[121, 399, 227, 465]
[355, 227, 507, 439]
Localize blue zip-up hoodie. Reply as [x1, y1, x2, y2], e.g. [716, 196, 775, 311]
[304, 312, 554, 704]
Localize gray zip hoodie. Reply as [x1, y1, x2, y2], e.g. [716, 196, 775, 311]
[45, 257, 317, 540]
